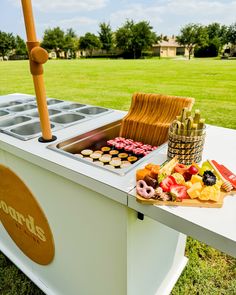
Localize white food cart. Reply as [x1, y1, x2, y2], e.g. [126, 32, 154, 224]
[0, 93, 235, 295]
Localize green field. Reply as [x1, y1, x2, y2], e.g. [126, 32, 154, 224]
[1, 58, 236, 129]
[0, 58, 236, 294]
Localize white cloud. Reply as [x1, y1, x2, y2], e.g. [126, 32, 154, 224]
[37, 17, 98, 36]
[7, 0, 236, 37]
[9, 0, 108, 12]
[110, 0, 236, 34]
[110, 4, 164, 25]
[164, 0, 235, 18]
[58, 17, 97, 27]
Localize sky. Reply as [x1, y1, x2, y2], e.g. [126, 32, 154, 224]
[0, 0, 236, 39]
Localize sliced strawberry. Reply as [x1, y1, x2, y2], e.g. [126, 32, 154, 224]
[170, 184, 188, 201]
[160, 175, 177, 192]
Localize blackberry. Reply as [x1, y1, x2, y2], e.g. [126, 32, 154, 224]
[202, 170, 217, 186]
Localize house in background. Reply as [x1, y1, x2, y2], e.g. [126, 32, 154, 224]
[48, 50, 86, 59]
[152, 36, 190, 57]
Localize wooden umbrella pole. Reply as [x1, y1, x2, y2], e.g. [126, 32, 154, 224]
[21, 0, 55, 142]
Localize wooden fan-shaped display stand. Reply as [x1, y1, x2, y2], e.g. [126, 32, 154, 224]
[120, 92, 194, 146]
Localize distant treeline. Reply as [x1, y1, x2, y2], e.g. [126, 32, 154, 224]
[0, 33, 27, 60]
[1, 20, 236, 60]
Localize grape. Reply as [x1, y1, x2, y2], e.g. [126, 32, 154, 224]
[199, 161, 213, 176]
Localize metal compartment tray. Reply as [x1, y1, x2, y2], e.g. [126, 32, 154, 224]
[50, 113, 87, 126]
[77, 106, 110, 116]
[7, 103, 37, 113]
[0, 101, 22, 109]
[59, 103, 86, 110]
[0, 110, 10, 117]
[0, 115, 32, 129]
[48, 120, 165, 175]
[27, 109, 62, 117]
[3, 121, 59, 141]
[47, 98, 64, 106]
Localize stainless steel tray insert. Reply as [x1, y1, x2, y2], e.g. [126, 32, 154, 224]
[8, 104, 37, 112]
[0, 116, 31, 128]
[4, 121, 56, 140]
[28, 109, 61, 117]
[50, 113, 86, 125]
[48, 120, 164, 175]
[60, 103, 86, 110]
[47, 99, 64, 105]
[0, 110, 10, 117]
[0, 101, 21, 109]
[78, 106, 109, 115]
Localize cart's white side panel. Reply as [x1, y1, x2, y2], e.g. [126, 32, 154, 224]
[0, 149, 187, 295]
[1, 151, 128, 295]
[127, 211, 187, 295]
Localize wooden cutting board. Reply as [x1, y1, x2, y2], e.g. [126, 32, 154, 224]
[136, 190, 235, 208]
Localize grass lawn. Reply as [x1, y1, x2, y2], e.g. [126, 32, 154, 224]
[1, 58, 236, 129]
[0, 58, 236, 294]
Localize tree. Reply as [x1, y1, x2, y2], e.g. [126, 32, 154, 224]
[227, 22, 236, 56]
[64, 28, 78, 58]
[15, 35, 27, 56]
[161, 35, 169, 42]
[176, 24, 208, 59]
[79, 33, 101, 57]
[116, 20, 157, 58]
[115, 20, 134, 57]
[194, 23, 228, 57]
[41, 27, 65, 58]
[98, 22, 113, 52]
[132, 21, 157, 58]
[227, 22, 236, 44]
[207, 23, 227, 43]
[0, 31, 16, 59]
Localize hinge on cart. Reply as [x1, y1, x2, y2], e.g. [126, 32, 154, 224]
[137, 212, 144, 220]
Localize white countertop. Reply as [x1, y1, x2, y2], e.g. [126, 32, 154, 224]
[0, 93, 161, 205]
[128, 126, 236, 257]
[1, 93, 236, 257]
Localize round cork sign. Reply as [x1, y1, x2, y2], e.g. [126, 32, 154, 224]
[0, 165, 55, 265]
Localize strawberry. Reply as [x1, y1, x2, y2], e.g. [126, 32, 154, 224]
[160, 175, 176, 192]
[170, 184, 188, 201]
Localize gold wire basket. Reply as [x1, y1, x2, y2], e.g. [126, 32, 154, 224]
[167, 124, 206, 164]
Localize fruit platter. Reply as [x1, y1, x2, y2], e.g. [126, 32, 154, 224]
[136, 157, 236, 208]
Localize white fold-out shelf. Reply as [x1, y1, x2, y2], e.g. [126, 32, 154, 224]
[128, 125, 236, 258]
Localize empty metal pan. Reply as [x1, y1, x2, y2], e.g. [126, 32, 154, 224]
[5, 121, 56, 140]
[0, 110, 10, 117]
[47, 99, 64, 105]
[78, 106, 109, 115]
[60, 103, 86, 110]
[50, 113, 86, 125]
[28, 109, 61, 118]
[0, 116, 32, 128]
[0, 101, 21, 109]
[7, 104, 37, 112]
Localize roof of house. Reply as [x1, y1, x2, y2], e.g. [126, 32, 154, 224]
[153, 37, 183, 48]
